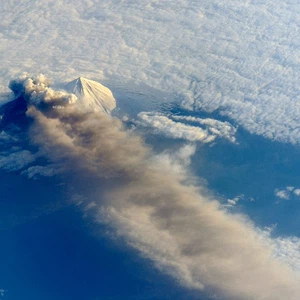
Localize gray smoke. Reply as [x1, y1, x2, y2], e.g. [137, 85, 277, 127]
[12, 75, 300, 300]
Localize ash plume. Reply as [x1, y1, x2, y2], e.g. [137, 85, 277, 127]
[10, 75, 300, 300]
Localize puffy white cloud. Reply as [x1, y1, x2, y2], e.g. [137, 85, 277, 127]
[137, 112, 215, 143]
[172, 115, 237, 143]
[227, 199, 237, 205]
[223, 195, 249, 209]
[275, 189, 290, 200]
[137, 112, 236, 143]
[15, 76, 300, 300]
[274, 186, 300, 201]
[227, 195, 243, 206]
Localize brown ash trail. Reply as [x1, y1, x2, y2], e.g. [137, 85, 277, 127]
[15, 75, 300, 300]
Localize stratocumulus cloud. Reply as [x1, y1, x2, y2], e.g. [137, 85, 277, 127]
[12, 75, 300, 300]
[2, 1, 300, 143]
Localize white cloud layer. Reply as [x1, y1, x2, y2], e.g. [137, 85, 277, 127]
[1, 1, 300, 143]
[11, 75, 300, 300]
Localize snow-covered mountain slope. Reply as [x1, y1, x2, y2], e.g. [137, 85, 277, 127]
[65, 77, 116, 114]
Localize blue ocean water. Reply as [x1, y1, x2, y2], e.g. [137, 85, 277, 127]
[1, 89, 300, 299]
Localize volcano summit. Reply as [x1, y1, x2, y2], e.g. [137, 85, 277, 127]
[65, 77, 116, 114]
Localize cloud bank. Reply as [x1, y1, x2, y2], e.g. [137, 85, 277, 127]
[2, 1, 300, 143]
[10, 75, 300, 300]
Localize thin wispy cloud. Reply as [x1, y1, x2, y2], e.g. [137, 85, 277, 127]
[0, 150, 35, 171]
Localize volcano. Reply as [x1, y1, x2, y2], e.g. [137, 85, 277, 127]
[65, 77, 116, 114]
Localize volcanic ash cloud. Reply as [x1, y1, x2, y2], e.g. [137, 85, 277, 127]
[10, 75, 300, 300]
